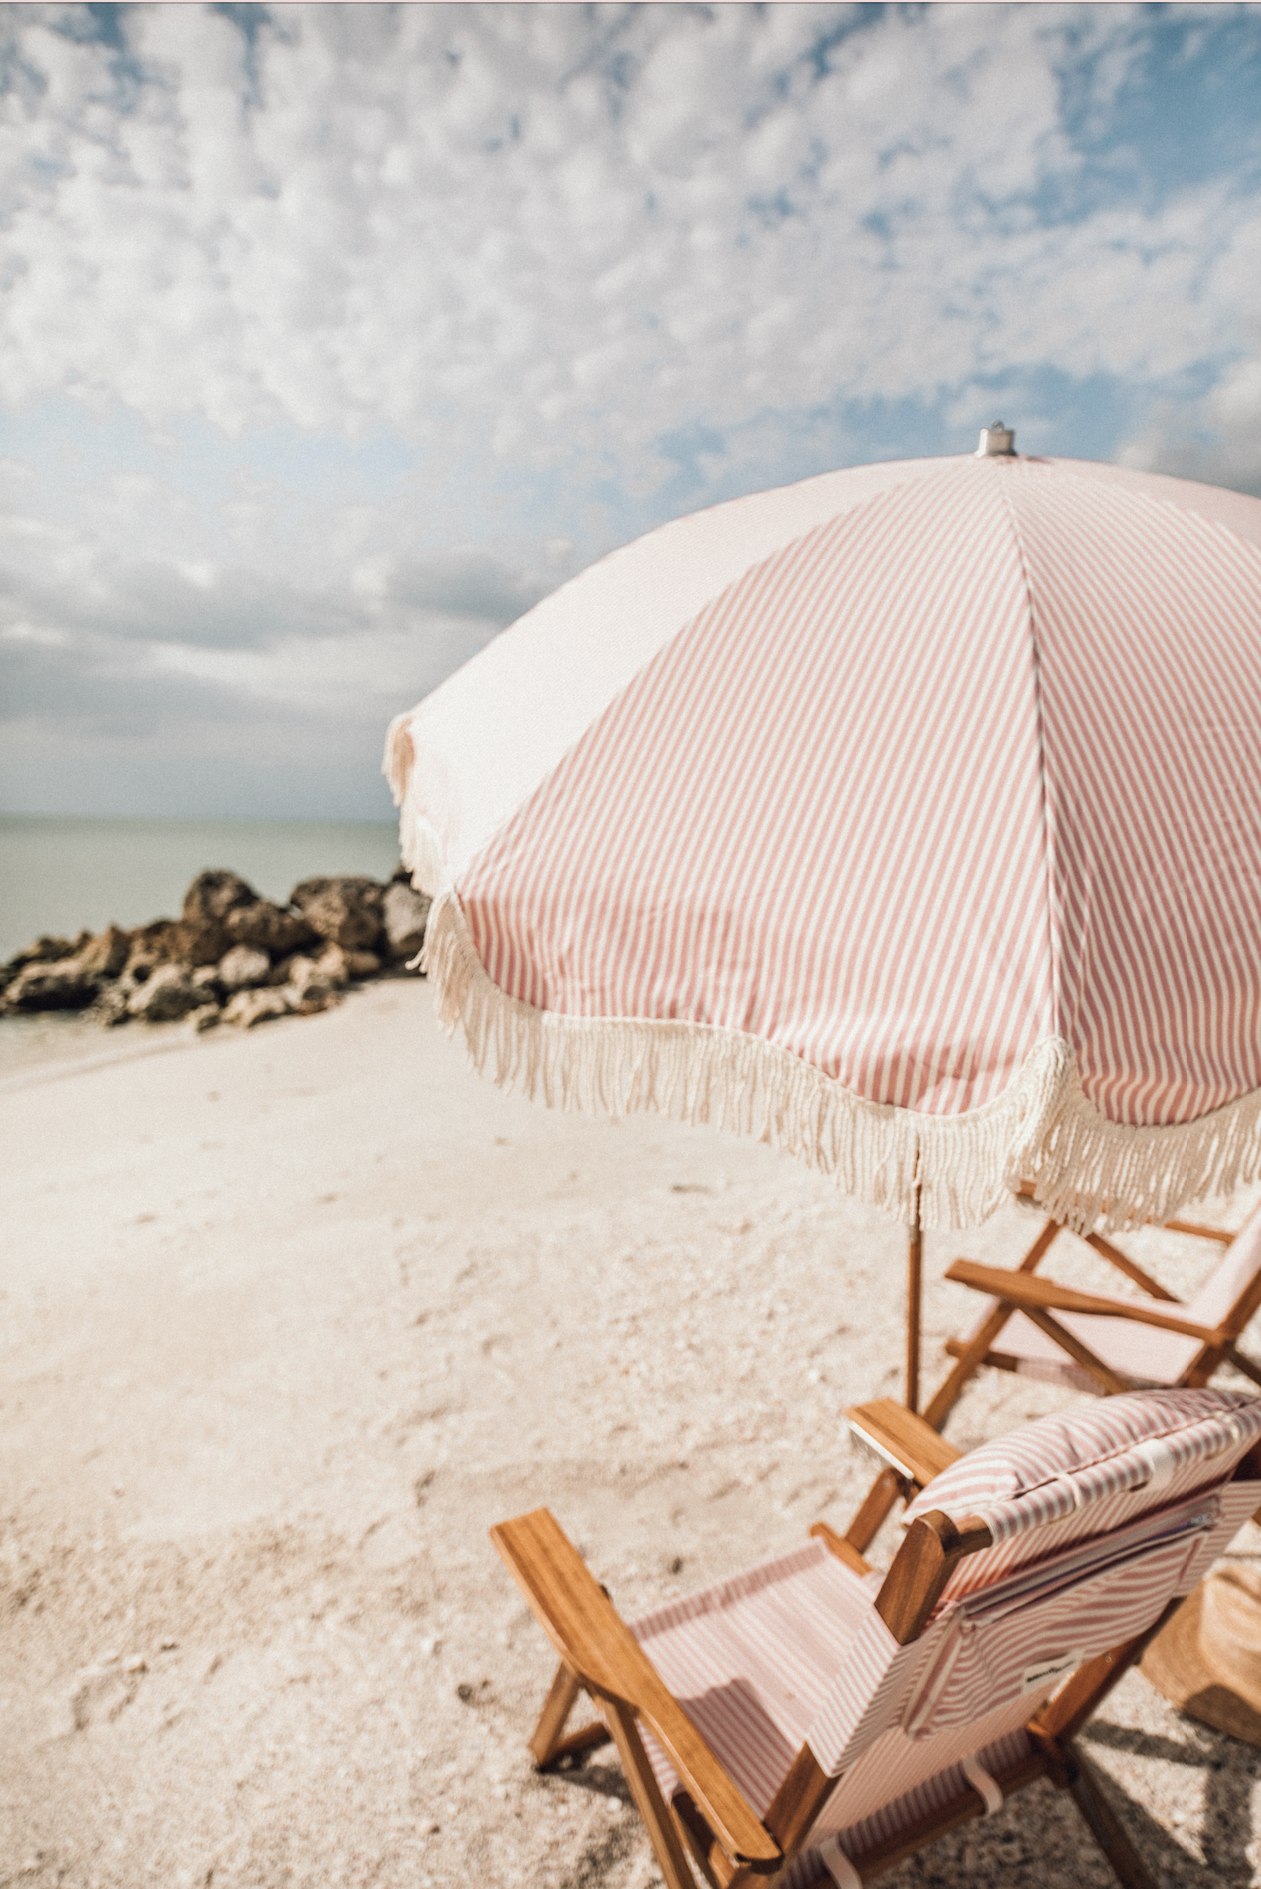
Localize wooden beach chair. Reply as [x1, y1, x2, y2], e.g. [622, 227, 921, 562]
[941, 1203, 1261, 1400]
[843, 1204, 1261, 1556]
[491, 1388, 1261, 1888]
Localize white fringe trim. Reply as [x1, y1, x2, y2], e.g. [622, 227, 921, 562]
[382, 712, 412, 806]
[422, 891, 1261, 1233]
[382, 715, 452, 897]
[421, 892, 1059, 1229]
[1025, 1064, 1261, 1235]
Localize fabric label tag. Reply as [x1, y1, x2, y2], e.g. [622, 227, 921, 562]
[1021, 1649, 1082, 1694]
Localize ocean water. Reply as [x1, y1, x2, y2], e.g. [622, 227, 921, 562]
[0, 813, 403, 963]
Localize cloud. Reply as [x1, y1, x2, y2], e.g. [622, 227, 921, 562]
[0, 410, 567, 815]
[1, 2, 1259, 816]
[2, 3, 1257, 482]
[0, 476, 558, 814]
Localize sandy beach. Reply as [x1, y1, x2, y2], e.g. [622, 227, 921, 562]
[4, 981, 1261, 1888]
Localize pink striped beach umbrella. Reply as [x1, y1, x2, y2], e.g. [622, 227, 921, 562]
[385, 435, 1261, 1400]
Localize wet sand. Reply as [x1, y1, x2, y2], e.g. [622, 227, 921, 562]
[3, 981, 1260, 1887]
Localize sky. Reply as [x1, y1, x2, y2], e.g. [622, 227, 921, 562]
[2, 1, 1260, 822]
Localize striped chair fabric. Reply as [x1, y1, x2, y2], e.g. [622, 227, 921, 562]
[960, 1213, 1261, 1394]
[629, 1388, 1261, 1885]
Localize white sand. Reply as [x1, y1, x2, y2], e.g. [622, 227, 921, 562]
[4, 981, 1260, 1887]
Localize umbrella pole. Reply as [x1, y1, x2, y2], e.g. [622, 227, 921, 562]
[906, 1184, 923, 1414]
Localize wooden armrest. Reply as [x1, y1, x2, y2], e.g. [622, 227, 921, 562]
[945, 1260, 1223, 1343]
[845, 1398, 963, 1488]
[809, 1520, 874, 1575]
[490, 1509, 781, 1871]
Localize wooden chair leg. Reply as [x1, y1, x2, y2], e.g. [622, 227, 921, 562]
[1064, 1746, 1158, 1889]
[1026, 1606, 1179, 1889]
[922, 1218, 1066, 1430]
[606, 1699, 700, 1889]
[845, 1466, 905, 1556]
[528, 1659, 611, 1767]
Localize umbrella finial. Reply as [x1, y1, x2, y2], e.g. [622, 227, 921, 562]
[976, 420, 1015, 457]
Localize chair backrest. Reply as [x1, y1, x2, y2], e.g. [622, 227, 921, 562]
[805, 1388, 1261, 1785]
[1184, 1206, 1261, 1334]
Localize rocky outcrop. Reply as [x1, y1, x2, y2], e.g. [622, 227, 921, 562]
[4, 956, 100, 1011]
[290, 877, 385, 953]
[221, 987, 293, 1030]
[127, 965, 215, 1024]
[9, 931, 92, 969]
[286, 956, 342, 1014]
[88, 985, 134, 1028]
[179, 870, 259, 966]
[123, 920, 185, 983]
[223, 900, 318, 958]
[3, 865, 430, 1036]
[79, 924, 131, 979]
[217, 944, 271, 992]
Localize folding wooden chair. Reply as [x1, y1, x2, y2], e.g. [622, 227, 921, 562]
[938, 1203, 1261, 1402]
[843, 1203, 1261, 1556]
[492, 1388, 1261, 1888]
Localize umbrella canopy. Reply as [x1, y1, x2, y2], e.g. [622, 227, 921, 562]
[386, 450, 1261, 1236]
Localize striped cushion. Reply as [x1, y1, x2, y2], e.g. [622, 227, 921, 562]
[969, 1303, 1202, 1390]
[622, 1391, 1261, 1881]
[904, 1388, 1261, 1542]
[969, 1206, 1261, 1392]
[1186, 1206, 1261, 1329]
[628, 1538, 874, 1815]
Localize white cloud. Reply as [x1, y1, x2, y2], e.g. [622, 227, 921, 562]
[1, 2, 1251, 474]
[1, 2, 1259, 817]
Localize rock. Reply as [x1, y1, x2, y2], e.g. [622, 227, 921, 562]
[286, 957, 341, 1015]
[289, 980, 338, 1016]
[191, 964, 222, 991]
[78, 925, 131, 979]
[314, 942, 379, 984]
[383, 882, 430, 963]
[312, 945, 350, 989]
[87, 985, 133, 1028]
[289, 876, 384, 953]
[217, 944, 271, 992]
[123, 920, 183, 983]
[4, 957, 99, 1011]
[127, 965, 210, 1023]
[223, 900, 317, 957]
[7, 931, 91, 970]
[221, 987, 292, 1029]
[179, 870, 259, 966]
[193, 1006, 221, 1033]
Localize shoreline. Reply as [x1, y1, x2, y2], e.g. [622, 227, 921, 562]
[2, 864, 430, 1052]
[0, 1020, 203, 1093]
[0, 814, 402, 965]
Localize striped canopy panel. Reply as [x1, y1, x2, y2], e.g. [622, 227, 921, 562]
[386, 455, 1261, 1231]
